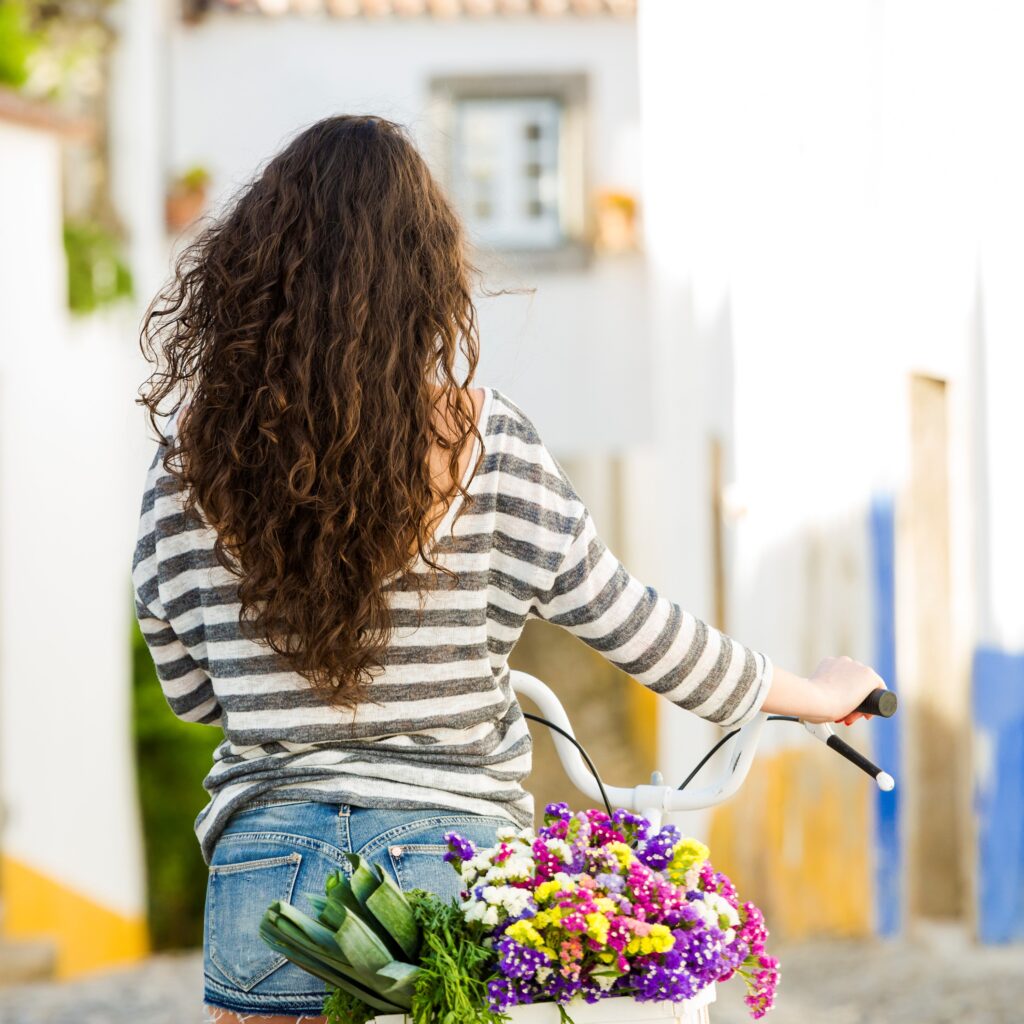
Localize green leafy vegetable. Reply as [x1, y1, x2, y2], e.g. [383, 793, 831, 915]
[404, 888, 509, 1024]
[261, 852, 510, 1024]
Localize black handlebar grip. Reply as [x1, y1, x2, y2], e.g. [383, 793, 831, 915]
[826, 734, 883, 779]
[855, 689, 898, 717]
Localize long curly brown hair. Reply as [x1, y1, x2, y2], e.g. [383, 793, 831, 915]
[138, 115, 483, 712]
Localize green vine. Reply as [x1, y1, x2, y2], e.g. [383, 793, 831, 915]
[63, 219, 133, 314]
[0, 1, 38, 88]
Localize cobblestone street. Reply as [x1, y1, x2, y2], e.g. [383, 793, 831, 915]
[1, 938, 1021, 1024]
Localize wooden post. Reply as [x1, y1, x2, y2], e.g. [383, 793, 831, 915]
[901, 373, 969, 922]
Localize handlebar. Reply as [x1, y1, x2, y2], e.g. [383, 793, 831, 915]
[509, 670, 898, 827]
[855, 688, 898, 717]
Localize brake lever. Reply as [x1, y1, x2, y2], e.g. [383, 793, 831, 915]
[803, 721, 895, 791]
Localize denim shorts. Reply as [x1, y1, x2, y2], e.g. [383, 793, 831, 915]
[202, 799, 512, 1019]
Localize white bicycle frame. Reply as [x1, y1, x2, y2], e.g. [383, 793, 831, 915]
[510, 669, 895, 830]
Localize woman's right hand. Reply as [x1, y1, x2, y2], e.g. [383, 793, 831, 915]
[760, 657, 888, 724]
[807, 655, 889, 726]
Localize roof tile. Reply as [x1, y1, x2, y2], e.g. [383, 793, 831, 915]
[192, 0, 634, 16]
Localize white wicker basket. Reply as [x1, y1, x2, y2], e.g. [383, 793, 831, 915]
[374, 983, 715, 1024]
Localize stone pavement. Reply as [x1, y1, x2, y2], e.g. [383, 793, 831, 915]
[1, 938, 1022, 1024]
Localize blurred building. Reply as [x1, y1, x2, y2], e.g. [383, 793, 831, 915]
[640, 0, 1024, 948]
[2, 0, 1022, 988]
[0, 91, 149, 979]
[4, 0, 652, 979]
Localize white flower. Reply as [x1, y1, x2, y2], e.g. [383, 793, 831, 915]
[704, 892, 740, 928]
[545, 838, 574, 864]
[593, 972, 618, 992]
[535, 965, 553, 983]
[691, 900, 718, 930]
[484, 853, 535, 884]
[461, 899, 489, 923]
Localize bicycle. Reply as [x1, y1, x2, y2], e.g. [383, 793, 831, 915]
[514, 672, 895, 1023]
[376, 674, 898, 1024]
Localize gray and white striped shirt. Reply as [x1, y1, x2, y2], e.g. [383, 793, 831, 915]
[132, 387, 774, 864]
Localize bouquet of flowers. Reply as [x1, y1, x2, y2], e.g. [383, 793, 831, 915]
[260, 803, 778, 1024]
[446, 803, 779, 1019]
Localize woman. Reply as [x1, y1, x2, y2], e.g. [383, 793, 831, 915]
[133, 115, 886, 1024]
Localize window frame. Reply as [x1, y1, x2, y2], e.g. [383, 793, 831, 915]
[427, 72, 592, 272]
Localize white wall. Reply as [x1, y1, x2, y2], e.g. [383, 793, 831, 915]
[635, 0, 1024, 828]
[168, 12, 651, 455]
[0, 120, 146, 923]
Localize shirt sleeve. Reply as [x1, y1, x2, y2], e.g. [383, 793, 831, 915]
[528, 481, 774, 731]
[132, 448, 223, 728]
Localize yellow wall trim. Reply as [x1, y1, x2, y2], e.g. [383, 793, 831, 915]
[1, 855, 149, 978]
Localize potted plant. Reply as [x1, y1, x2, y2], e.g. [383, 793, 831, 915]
[165, 164, 212, 233]
[261, 804, 780, 1024]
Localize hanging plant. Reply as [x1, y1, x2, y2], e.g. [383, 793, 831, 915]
[63, 219, 133, 314]
[0, 1, 39, 88]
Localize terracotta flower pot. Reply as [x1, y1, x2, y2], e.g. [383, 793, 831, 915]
[165, 187, 207, 232]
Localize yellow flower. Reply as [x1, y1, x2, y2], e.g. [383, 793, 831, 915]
[507, 920, 544, 949]
[535, 880, 568, 903]
[625, 925, 674, 956]
[604, 841, 634, 869]
[648, 923, 675, 952]
[584, 912, 610, 944]
[666, 837, 710, 883]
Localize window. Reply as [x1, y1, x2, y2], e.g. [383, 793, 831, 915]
[429, 73, 589, 269]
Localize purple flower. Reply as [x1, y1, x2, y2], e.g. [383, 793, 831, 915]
[443, 831, 476, 865]
[494, 935, 550, 980]
[612, 808, 651, 843]
[674, 925, 727, 987]
[628, 955, 701, 1002]
[663, 902, 704, 929]
[635, 824, 682, 871]
[486, 976, 535, 1011]
[544, 971, 584, 1004]
[542, 801, 573, 825]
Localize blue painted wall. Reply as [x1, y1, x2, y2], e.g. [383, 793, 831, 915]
[869, 494, 901, 937]
[973, 646, 1024, 943]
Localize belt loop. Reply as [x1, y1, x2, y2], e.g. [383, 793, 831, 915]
[336, 802, 352, 858]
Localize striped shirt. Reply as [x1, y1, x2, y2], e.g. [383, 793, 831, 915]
[132, 387, 774, 864]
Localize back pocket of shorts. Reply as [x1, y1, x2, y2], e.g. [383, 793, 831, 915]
[388, 843, 463, 902]
[386, 816, 508, 903]
[207, 852, 301, 991]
